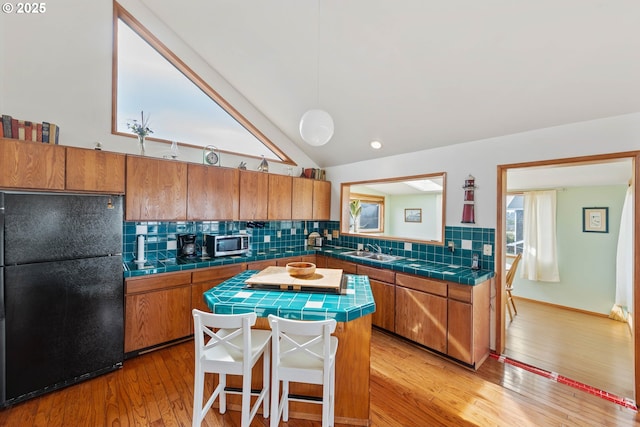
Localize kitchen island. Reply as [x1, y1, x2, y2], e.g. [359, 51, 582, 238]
[203, 270, 375, 426]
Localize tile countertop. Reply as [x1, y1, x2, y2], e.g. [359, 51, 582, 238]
[123, 245, 495, 286]
[202, 270, 376, 322]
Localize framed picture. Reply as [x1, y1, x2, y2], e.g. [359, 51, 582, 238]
[404, 208, 422, 223]
[583, 207, 608, 233]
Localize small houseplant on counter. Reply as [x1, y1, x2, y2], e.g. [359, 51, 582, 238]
[127, 110, 153, 155]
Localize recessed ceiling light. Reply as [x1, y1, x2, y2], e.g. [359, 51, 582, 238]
[370, 140, 382, 149]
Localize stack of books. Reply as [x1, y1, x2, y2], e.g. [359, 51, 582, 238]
[2, 114, 60, 144]
[302, 168, 326, 180]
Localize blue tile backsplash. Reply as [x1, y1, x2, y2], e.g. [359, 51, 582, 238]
[123, 221, 495, 272]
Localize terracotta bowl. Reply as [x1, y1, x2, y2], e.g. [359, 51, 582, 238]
[286, 262, 316, 278]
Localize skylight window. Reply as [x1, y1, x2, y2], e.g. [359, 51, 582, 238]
[403, 179, 442, 192]
[113, 6, 290, 163]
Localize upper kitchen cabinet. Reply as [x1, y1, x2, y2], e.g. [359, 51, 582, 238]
[313, 179, 331, 220]
[239, 169, 268, 220]
[126, 156, 187, 221]
[66, 147, 125, 193]
[268, 174, 292, 220]
[0, 138, 65, 190]
[292, 177, 313, 219]
[187, 164, 239, 220]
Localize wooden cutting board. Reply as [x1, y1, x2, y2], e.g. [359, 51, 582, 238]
[245, 266, 344, 291]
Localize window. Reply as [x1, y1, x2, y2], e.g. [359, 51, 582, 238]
[113, 4, 292, 163]
[350, 194, 384, 233]
[506, 194, 524, 255]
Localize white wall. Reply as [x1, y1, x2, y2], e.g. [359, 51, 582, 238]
[327, 113, 640, 229]
[0, 0, 318, 173]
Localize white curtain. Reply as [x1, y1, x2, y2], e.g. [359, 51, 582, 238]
[522, 190, 560, 282]
[610, 185, 634, 322]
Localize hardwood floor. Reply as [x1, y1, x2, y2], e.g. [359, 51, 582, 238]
[504, 297, 634, 399]
[1, 327, 639, 426]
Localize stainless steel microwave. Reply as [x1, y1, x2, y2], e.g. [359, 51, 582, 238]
[206, 234, 250, 257]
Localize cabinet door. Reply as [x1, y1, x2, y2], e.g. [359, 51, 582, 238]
[187, 164, 239, 220]
[292, 177, 313, 219]
[268, 174, 292, 220]
[396, 286, 447, 353]
[370, 279, 395, 331]
[66, 147, 125, 193]
[126, 156, 187, 221]
[239, 170, 268, 220]
[124, 285, 191, 353]
[0, 138, 65, 190]
[447, 299, 473, 364]
[312, 179, 331, 220]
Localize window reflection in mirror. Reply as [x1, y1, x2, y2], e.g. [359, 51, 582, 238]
[341, 172, 446, 245]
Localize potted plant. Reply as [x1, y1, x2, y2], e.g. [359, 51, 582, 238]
[349, 199, 362, 232]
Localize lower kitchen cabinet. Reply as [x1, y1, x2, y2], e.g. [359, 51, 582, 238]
[124, 271, 192, 353]
[395, 282, 447, 353]
[357, 264, 395, 331]
[447, 280, 491, 367]
[191, 264, 247, 313]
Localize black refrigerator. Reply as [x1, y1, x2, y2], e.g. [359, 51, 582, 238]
[0, 192, 124, 407]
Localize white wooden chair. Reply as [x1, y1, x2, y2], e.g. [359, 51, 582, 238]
[268, 314, 338, 427]
[192, 309, 271, 427]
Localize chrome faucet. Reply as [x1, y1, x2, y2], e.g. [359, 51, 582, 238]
[366, 243, 382, 253]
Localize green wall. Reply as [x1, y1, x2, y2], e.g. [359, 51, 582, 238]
[512, 185, 628, 314]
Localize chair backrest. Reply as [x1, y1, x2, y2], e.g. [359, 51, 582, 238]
[268, 315, 337, 366]
[505, 253, 522, 286]
[192, 309, 257, 362]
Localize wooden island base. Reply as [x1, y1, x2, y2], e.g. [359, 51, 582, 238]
[222, 315, 372, 426]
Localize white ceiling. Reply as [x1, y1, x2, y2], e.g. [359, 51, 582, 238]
[140, 0, 640, 168]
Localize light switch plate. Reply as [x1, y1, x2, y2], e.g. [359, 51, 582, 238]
[461, 239, 472, 250]
[404, 242, 412, 251]
[483, 244, 492, 256]
[276, 230, 281, 238]
[264, 235, 271, 243]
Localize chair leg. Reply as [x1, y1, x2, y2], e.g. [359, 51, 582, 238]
[282, 380, 289, 422]
[510, 295, 518, 315]
[241, 372, 251, 427]
[506, 300, 513, 322]
[192, 369, 204, 427]
[219, 374, 227, 414]
[270, 373, 279, 427]
[263, 343, 270, 419]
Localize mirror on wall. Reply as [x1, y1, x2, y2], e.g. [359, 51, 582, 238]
[340, 172, 446, 245]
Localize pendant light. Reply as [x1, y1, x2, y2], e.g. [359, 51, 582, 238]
[299, 0, 334, 146]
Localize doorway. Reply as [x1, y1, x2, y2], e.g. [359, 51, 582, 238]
[496, 152, 639, 400]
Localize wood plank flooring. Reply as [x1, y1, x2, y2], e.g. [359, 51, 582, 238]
[1, 328, 639, 426]
[504, 297, 634, 399]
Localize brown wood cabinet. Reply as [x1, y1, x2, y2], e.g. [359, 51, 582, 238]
[191, 264, 247, 317]
[326, 257, 357, 274]
[0, 138, 65, 190]
[357, 264, 395, 331]
[239, 169, 268, 220]
[187, 163, 239, 220]
[66, 147, 125, 193]
[395, 273, 448, 353]
[125, 156, 188, 221]
[312, 179, 331, 220]
[292, 177, 314, 219]
[268, 174, 292, 220]
[124, 271, 192, 353]
[447, 280, 491, 367]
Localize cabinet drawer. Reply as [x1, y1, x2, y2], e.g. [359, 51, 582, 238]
[125, 271, 191, 294]
[192, 264, 246, 283]
[357, 264, 395, 283]
[326, 258, 357, 274]
[395, 273, 447, 297]
[448, 282, 473, 303]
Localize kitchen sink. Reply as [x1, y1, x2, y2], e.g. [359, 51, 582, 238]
[342, 250, 404, 263]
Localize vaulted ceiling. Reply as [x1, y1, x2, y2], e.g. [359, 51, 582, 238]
[140, 0, 640, 168]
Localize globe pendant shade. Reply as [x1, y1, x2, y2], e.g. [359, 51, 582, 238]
[299, 109, 334, 146]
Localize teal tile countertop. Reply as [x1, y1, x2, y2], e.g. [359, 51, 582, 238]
[321, 246, 495, 285]
[124, 245, 494, 286]
[202, 270, 375, 322]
